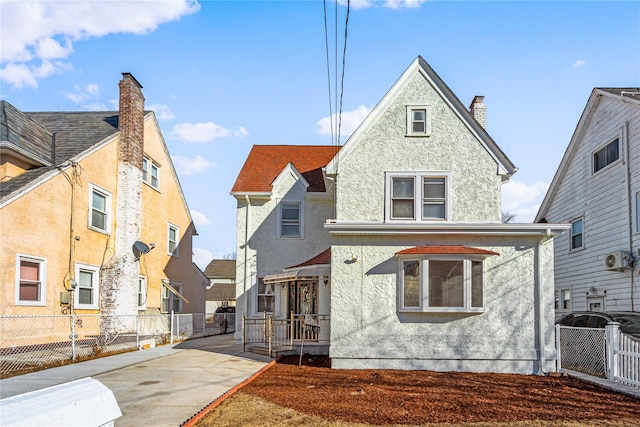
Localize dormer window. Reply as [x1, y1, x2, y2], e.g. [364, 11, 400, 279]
[406, 106, 432, 136]
[386, 172, 450, 221]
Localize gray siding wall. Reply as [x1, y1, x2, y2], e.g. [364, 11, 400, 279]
[544, 94, 640, 314]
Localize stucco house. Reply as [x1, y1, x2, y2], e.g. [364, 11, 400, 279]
[232, 56, 568, 373]
[1, 73, 208, 323]
[535, 88, 640, 316]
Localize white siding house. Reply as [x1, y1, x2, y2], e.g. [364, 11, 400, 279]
[536, 88, 640, 316]
[232, 56, 568, 374]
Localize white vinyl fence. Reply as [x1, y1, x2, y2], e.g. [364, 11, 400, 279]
[556, 323, 640, 388]
[0, 312, 235, 377]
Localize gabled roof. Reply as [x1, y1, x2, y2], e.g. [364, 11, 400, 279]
[231, 145, 339, 194]
[535, 87, 640, 222]
[325, 56, 517, 181]
[204, 259, 236, 279]
[0, 102, 123, 204]
[0, 100, 54, 166]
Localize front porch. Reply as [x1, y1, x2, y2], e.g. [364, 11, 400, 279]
[242, 313, 330, 358]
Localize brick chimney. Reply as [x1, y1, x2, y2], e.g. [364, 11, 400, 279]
[469, 95, 486, 129]
[118, 73, 144, 167]
[100, 73, 145, 326]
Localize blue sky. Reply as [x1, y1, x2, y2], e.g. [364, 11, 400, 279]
[2, 0, 639, 268]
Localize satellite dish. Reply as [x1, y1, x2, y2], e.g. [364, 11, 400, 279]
[133, 241, 151, 261]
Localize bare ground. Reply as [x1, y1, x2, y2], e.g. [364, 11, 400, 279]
[194, 355, 640, 427]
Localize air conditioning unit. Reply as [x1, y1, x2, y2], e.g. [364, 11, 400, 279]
[604, 251, 630, 271]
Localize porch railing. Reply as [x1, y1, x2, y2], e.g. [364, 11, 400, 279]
[242, 313, 330, 355]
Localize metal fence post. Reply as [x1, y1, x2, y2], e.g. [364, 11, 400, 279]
[555, 324, 561, 372]
[135, 315, 139, 349]
[71, 312, 76, 361]
[170, 311, 174, 344]
[606, 322, 620, 381]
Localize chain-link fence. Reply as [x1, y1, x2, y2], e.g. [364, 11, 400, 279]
[0, 312, 235, 377]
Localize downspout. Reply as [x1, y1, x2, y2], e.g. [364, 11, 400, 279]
[243, 195, 250, 324]
[622, 121, 635, 311]
[536, 230, 551, 375]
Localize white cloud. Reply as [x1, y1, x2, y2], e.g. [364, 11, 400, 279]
[316, 105, 371, 141]
[172, 154, 215, 175]
[190, 209, 211, 226]
[66, 83, 100, 104]
[148, 104, 175, 120]
[0, 0, 200, 88]
[192, 247, 213, 270]
[501, 179, 549, 223]
[571, 59, 586, 68]
[170, 122, 248, 143]
[338, 0, 427, 9]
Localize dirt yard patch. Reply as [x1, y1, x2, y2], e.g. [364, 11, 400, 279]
[194, 355, 640, 427]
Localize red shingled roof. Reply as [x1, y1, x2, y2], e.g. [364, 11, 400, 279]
[288, 248, 331, 268]
[396, 246, 499, 256]
[231, 145, 339, 193]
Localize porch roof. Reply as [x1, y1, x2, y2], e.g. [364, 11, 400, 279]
[396, 245, 499, 256]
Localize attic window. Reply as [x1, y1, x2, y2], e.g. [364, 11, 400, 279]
[593, 138, 619, 173]
[143, 157, 160, 189]
[406, 106, 432, 136]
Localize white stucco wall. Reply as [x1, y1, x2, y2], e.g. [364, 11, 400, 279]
[234, 170, 334, 339]
[335, 72, 502, 223]
[329, 235, 556, 374]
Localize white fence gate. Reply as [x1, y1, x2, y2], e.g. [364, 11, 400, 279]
[556, 323, 640, 388]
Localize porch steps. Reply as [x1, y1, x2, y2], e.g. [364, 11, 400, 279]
[245, 344, 297, 358]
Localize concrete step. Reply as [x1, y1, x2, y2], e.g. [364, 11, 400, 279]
[245, 345, 296, 358]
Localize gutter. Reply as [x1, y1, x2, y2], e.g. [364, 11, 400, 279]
[324, 221, 570, 236]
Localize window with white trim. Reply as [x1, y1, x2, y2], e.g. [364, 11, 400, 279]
[256, 277, 275, 313]
[16, 254, 46, 305]
[386, 173, 450, 221]
[406, 106, 432, 136]
[142, 157, 160, 189]
[161, 281, 183, 313]
[89, 184, 111, 233]
[593, 138, 619, 173]
[399, 257, 484, 312]
[168, 223, 179, 256]
[279, 201, 303, 238]
[75, 263, 99, 309]
[555, 289, 571, 311]
[570, 218, 583, 251]
[138, 276, 147, 310]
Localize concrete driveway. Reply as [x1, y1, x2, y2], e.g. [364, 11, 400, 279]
[0, 334, 273, 426]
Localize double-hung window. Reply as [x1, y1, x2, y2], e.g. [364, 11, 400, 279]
[593, 138, 619, 173]
[279, 201, 303, 238]
[387, 173, 450, 221]
[570, 218, 583, 251]
[138, 276, 147, 310]
[75, 263, 99, 309]
[256, 277, 275, 313]
[168, 223, 179, 256]
[398, 256, 486, 312]
[142, 157, 160, 189]
[161, 281, 183, 313]
[555, 289, 571, 311]
[16, 254, 46, 305]
[89, 184, 111, 233]
[406, 106, 432, 136]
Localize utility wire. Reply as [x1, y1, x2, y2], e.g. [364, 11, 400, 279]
[337, 0, 350, 146]
[323, 0, 334, 146]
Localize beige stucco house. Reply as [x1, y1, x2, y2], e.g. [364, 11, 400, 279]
[1, 73, 208, 324]
[232, 56, 568, 373]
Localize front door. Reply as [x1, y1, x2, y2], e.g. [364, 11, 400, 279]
[288, 281, 318, 339]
